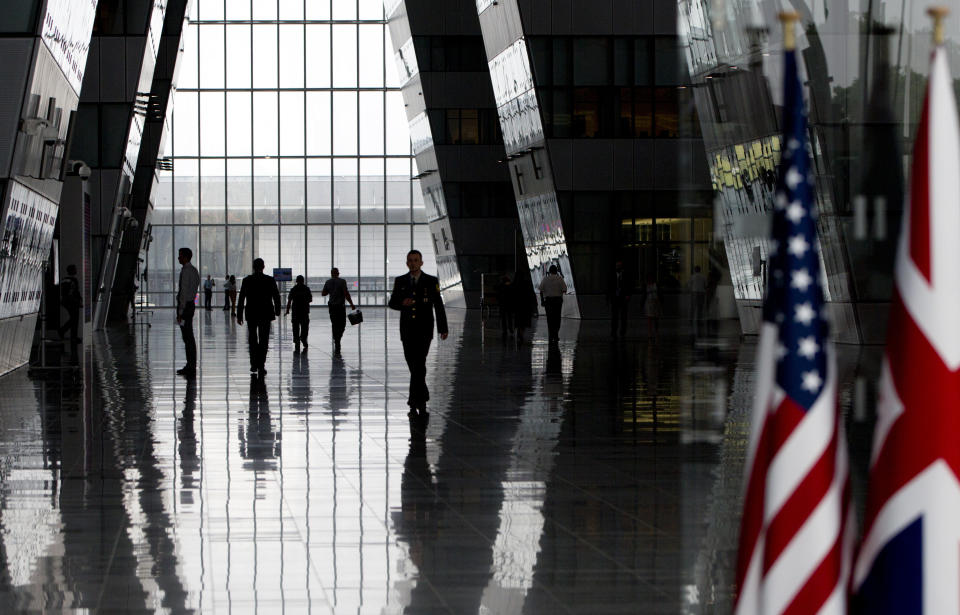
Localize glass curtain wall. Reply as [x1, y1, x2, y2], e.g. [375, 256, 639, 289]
[147, 0, 434, 308]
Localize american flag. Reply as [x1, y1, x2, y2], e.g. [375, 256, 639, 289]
[851, 44, 960, 615]
[734, 48, 853, 615]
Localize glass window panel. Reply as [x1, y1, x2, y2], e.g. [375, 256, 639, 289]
[254, 225, 279, 272]
[279, 91, 305, 156]
[252, 24, 278, 88]
[173, 91, 198, 156]
[198, 0, 223, 22]
[359, 158, 384, 223]
[178, 24, 198, 89]
[358, 0, 382, 20]
[385, 157, 410, 222]
[359, 225, 385, 304]
[306, 0, 329, 19]
[252, 0, 277, 20]
[331, 0, 356, 20]
[333, 158, 358, 223]
[305, 25, 330, 88]
[227, 159, 252, 223]
[332, 25, 357, 87]
[387, 225, 411, 276]
[146, 225, 174, 296]
[226, 91, 252, 155]
[573, 37, 609, 86]
[332, 92, 358, 155]
[174, 158, 199, 224]
[278, 0, 304, 20]
[278, 25, 305, 88]
[307, 158, 332, 223]
[385, 91, 409, 155]
[358, 92, 384, 155]
[200, 158, 226, 224]
[306, 91, 331, 155]
[634, 38, 652, 85]
[252, 92, 278, 155]
[199, 91, 225, 155]
[280, 226, 306, 278]
[333, 225, 358, 279]
[227, 226, 253, 279]
[198, 24, 225, 89]
[280, 158, 306, 224]
[253, 158, 279, 224]
[225, 24, 251, 88]
[199, 226, 226, 278]
[225, 0, 250, 20]
[306, 225, 332, 282]
[154, 171, 173, 224]
[358, 25, 383, 87]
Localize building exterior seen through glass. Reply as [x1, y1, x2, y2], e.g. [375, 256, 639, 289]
[146, 0, 435, 308]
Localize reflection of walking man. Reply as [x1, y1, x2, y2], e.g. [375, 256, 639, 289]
[538, 264, 567, 343]
[389, 250, 447, 421]
[285, 275, 312, 353]
[321, 267, 355, 355]
[237, 258, 281, 377]
[176, 247, 200, 377]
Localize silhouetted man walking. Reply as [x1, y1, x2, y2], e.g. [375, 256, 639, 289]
[389, 250, 447, 421]
[321, 267, 355, 355]
[58, 264, 82, 344]
[237, 258, 281, 377]
[285, 275, 313, 353]
[176, 247, 200, 377]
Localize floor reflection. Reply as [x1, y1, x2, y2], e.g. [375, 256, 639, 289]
[0, 310, 778, 612]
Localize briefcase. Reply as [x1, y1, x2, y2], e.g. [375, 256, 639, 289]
[348, 309, 363, 325]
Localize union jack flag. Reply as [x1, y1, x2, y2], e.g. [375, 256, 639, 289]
[734, 48, 853, 615]
[851, 44, 960, 615]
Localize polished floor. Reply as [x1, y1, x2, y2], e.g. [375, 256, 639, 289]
[0, 309, 799, 613]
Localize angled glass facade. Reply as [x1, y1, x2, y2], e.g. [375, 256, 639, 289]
[146, 0, 434, 308]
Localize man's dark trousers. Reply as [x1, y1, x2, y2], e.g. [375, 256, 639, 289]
[204, 289, 212, 310]
[402, 334, 431, 410]
[292, 317, 309, 346]
[329, 305, 346, 343]
[544, 297, 563, 341]
[180, 303, 197, 368]
[247, 322, 271, 370]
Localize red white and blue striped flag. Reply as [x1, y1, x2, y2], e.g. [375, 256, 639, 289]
[734, 47, 853, 615]
[851, 42, 960, 615]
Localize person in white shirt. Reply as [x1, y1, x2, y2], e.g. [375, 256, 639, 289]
[538, 264, 567, 343]
[176, 247, 201, 377]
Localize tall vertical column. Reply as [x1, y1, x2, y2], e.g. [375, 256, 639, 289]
[386, 0, 520, 308]
[62, 0, 175, 328]
[0, 1, 99, 375]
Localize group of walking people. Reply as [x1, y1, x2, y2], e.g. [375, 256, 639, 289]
[175, 247, 448, 426]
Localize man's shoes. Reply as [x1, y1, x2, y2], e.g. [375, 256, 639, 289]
[333, 341, 340, 354]
[294, 345, 300, 354]
[302, 341, 308, 350]
[176, 365, 196, 378]
[250, 366, 258, 375]
[258, 367, 267, 377]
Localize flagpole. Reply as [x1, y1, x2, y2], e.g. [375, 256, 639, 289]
[928, 6, 948, 45]
[779, 11, 800, 51]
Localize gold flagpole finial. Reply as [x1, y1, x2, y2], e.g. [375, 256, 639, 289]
[928, 6, 949, 45]
[779, 11, 801, 51]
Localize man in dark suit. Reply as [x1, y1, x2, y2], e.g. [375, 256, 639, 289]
[237, 258, 281, 377]
[388, 249, 448, 421]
